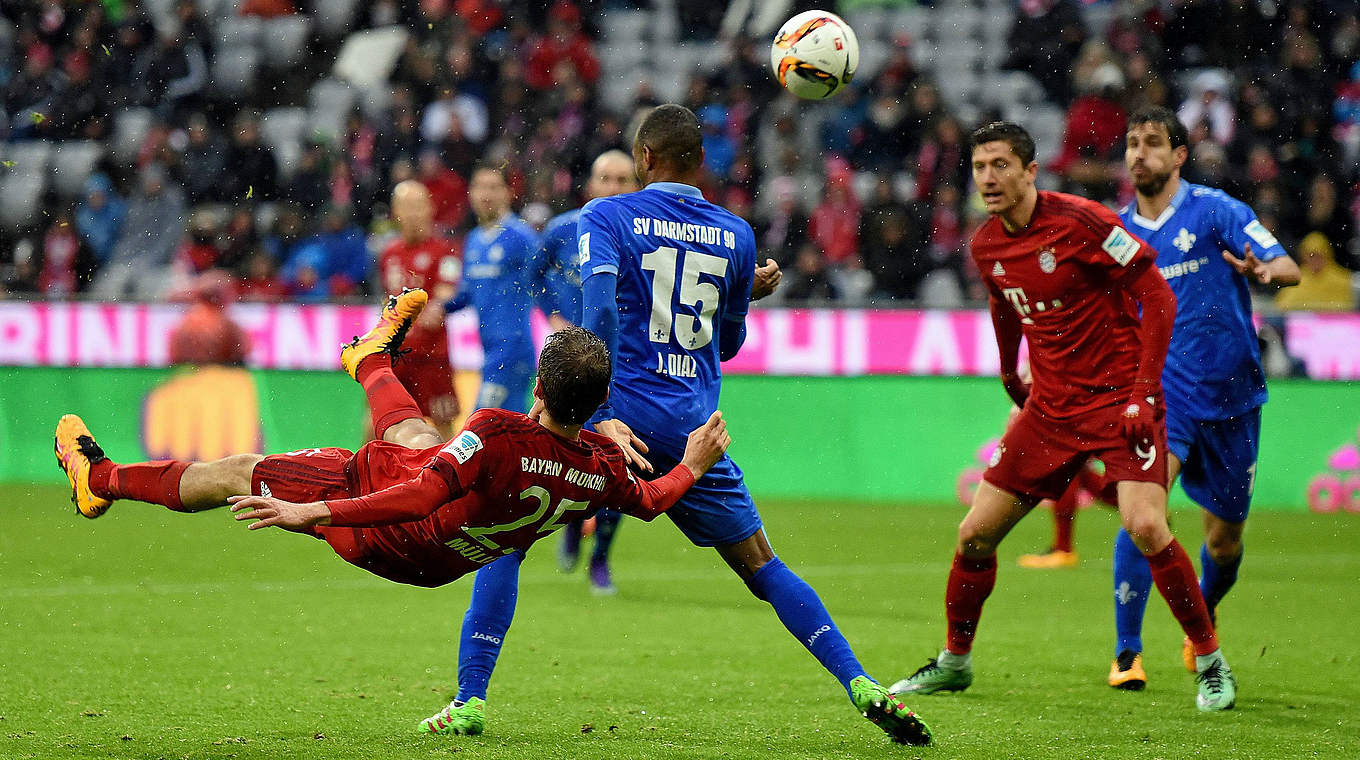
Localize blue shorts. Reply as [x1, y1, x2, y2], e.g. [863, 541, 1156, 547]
[1165, 407, 1260, 523]
[475, 359, 533, 414]
[637, 438, 763, 548]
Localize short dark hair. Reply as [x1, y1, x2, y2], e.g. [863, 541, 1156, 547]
[969, 121, 1036, 166]
[536, 327, 611, 426]
[1127, 106, 1188, 150]
[471, 161, 508, 182]
[635, 104, 703, 173]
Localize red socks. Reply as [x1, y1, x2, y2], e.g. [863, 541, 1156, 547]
[945, 552, 997, 655]
[1145, 539, 1219, 655]
[89, 459, 191, 512]
[1052, 491, 1077, 553]
[356, 355, 423, 439]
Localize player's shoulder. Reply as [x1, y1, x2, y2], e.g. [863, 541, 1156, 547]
[463, 407, 531, 439]
[579, 428, 630, 469]
[1044, 191, 1120, 237]
[543, 208, 581, 237]
[1183, 181, 1251, 218]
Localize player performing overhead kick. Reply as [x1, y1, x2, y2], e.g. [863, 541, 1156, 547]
[423, 104, 930, 747]
[1107, 107, 1299, 690]
[891, 122, 1238, 712]
[54, 288, 728, 638]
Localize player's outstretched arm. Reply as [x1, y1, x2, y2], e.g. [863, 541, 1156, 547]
[620, 411, 731, 521]
[231, 466, 463, 530]
[1222, 242, 1300, 286]
[229, 495, 330, 530]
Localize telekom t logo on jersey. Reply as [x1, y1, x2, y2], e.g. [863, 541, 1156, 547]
[1002, 287, 1063, 325]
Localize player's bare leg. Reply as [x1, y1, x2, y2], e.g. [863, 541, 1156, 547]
[714, 530, 930, 745]
[342, 288, 445, 450]
[894, 480, 1033, 695]
[1116, 480, 1236, 711]
[175, 455, 264, 511]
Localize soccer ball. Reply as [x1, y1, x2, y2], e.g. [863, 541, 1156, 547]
[769, 10, 859, 100]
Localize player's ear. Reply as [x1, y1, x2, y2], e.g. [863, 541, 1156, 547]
[532, 378, 543, 400]
[1024, 160, 1039, 182]
[1173, 145, 1188, 170]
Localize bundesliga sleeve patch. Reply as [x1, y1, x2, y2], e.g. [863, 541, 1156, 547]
[1101, 227, 1140, 267]
[1244, 220, 1279, 250]
[578, 231, 591, 266]
[443, 430, 484, 464]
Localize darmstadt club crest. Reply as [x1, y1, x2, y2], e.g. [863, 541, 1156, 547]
[1037, 248, 1057, 274]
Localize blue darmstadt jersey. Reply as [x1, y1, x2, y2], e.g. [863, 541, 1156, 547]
[579, 183, 756, 447]
[460, 212, 542, 371]
[540, 208, 584, 324]
[1119, 180, 1289, 421]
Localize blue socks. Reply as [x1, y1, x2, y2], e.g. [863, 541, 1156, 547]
[1199, 543, 1241, 619]
[456, 551, 524, 702]
[1114, 528, 1243, 655]
[747, 557, 865, 696]
[590, 509, 621, 564]
[1112, 528, 1152, 656]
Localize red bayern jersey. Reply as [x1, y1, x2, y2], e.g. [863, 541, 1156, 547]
[378, 236, 462, 358]
[970, 191, 1159, 419]
[324, 408, 689, 587]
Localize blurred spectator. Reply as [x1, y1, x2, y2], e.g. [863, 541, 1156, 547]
[217, 206, 258, 272]
[1178, 70, 1235, 146]
[699, 104, 735, 179]
[782, 243, 839, 303]
[754, 175, 808, 266]
[1275, 232, 1356, 311]
[134, 23, 207, 119]
[169, 273, 250, 366]
[39, 210, 88, 296]
[1003, 0, 1087, 104]
[288, 141, 332, 214]
[863, 204, 933, 301]
[5, 43, 63, 137]
[524, 2, 600, 91]
[223, 111, 279, 202]
[916, 117, 970, 204]
[93, 164, 187, 299]
[173, 210, 221, 275]
[46, 50, 106, 139]
[74, 173, 126, 268]
[1301, 174, 1355, 269]
[416, 151, 469, 232]
[239, 0, 297, 17]
[279, 207, 369, 299]
[1051, 61, 1127, 201]
[176, 113, 229, 204]
[808, 163, 861, 268]
[238, 247, 285, 301]
[422, 84, 489, 146]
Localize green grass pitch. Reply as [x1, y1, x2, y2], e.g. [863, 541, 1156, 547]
[2, 484, 1357, 759]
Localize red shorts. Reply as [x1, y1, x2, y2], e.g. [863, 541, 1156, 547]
[249, 442, 442, 567]
[250, 446, 369, 565]
[983, 404, 1167, 503]
[393, 356, 458, 425]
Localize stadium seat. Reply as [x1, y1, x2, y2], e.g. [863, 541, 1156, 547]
[888, 7, 933, 41]
[315, 0, 362, 39]
[111, 107, 154, 164]
[1, 140, 53, 175]
[0, 169, 46, 229]
[918, 269, 965, 309]
[935, 6, 983, 41]
[211, 46, 262, 98]
[333, 26, 409, 90]
[601, 9, 650, 43]
[262, 16, 311, 68]
[50, 141, 104, 197]
[308, 77, 356, 141]
[260, 107, 308, 177]
[217, 16, 262, 50]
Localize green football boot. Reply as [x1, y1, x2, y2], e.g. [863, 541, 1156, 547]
[420, 697, 485, 735]
[849, 676, 932, 746]
[889, 657, 973, 695]
[1195, 656, 1237, 712]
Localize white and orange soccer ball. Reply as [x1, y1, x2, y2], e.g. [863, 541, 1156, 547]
[769, 10, 859, 100]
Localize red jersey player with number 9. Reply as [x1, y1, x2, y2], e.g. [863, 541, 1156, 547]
[892, 122, 1237, 712]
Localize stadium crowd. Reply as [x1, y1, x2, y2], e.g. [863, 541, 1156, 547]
[0, 0, 1357, 310]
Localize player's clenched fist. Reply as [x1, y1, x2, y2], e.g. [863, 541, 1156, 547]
[1119, 381, 1162, 446]
[681, 411, 731, 478]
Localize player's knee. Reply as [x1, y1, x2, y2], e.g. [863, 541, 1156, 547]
[1121, 512, 1169, 550]
[957, 521, 999, 556]
[1204, 525, 1244, 562]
